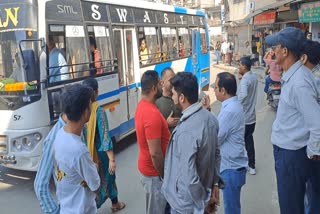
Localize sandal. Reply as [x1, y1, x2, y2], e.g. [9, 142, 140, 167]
[110, 202, 126, 213]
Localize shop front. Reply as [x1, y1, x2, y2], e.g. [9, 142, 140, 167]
[298, 1, 320, 42]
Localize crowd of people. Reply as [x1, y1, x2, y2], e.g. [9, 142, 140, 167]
[33, 27, 319, 214]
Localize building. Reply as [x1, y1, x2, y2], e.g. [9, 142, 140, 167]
[223, 0, 308, 62]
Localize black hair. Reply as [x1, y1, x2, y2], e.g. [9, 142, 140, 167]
[161, 67, 174, 79]
[82, 78, 98, 91]
[89, 37, 97, 49]
[170, 72, 198, 104]
[61, 84, 93, 122]
[217, 72, 237, 96]
[140, 37, 146, 44]
[141, 70, 159, 94]
[240, 57, 252, 71]
[302, 40, 320, 66]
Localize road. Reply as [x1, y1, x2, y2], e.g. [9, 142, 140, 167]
[0, 66, 280, 214]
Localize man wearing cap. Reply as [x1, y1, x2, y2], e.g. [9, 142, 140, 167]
[237, 57, 258, 175]
[266, 27, 320, 214]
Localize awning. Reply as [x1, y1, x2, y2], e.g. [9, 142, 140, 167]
[226, 0, 301, 26]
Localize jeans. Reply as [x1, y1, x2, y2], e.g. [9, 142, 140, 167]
[215, 51, 221, 64]
[245, 123, 256, 169]
[221, 168, 247, 214]
[140, 174, 167, 214]
[273, 145, 311, 214]
[305, 160, 320, 214]
[264, 76, 281, 93]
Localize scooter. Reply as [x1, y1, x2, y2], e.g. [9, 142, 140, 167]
[267, 83, 281, 110]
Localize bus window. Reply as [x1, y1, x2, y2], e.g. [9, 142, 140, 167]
[48, 25, 69, 83]
[137, 27, 159, 65]
[65, 25, 90, 78]
[87, 26, 114, 75]
[161, 27, 178, 60]
[48, 25, 90, 83]
[200, 28, 208, 54]
[178, 28, 191, 57]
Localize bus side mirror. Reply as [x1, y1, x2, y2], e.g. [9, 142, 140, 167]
[21, 49, 40, 83]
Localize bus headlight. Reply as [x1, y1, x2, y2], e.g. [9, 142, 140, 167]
[11, 133, 42, 152]
[13, 140, 22, 151]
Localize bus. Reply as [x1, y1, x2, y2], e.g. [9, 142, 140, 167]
[0, 0, 210, 171]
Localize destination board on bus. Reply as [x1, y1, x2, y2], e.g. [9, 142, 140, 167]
[133, 8, 156, 24]
[82, 1, 109, 23]
[0, 3, 37, 32]
[45, 0, 82, 22]
[109, 5, 134, 23]
[156, 12, 176, 24]
[176, 14, 188, 25]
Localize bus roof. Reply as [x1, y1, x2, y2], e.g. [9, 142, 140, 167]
[84, 0, 206, 16]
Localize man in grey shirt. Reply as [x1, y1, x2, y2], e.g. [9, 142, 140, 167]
[213, 72, 248, 214]
[237, 57, 258, 175]
[162, 72, 221, 214]
[266, 27, 320, 214]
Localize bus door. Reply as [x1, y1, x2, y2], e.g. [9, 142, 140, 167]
[191, 28, 201, 89]
[113, 27, 138, 127]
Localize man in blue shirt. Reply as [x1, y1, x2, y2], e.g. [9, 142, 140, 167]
[300, 40, 320, 214]
[48, 37, 69, 83]
[212, 72, 248, 214]
[266, 27, 320, 214]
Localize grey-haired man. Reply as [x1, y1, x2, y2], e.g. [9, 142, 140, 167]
[266, 27, 320, 214]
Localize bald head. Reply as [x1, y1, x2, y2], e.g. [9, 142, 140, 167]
[161, 67, 175, 96]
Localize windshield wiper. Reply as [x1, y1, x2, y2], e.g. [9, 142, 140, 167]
[0, 96, 14, 108]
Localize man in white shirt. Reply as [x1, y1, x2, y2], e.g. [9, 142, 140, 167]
[53, 84, 100, 214]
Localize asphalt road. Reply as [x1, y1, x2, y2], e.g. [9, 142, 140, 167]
[0, 65, 280, 214]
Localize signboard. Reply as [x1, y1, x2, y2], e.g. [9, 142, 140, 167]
[109, 5, 134, 23]
[298, 1, 320, 23]
[133, 9, 156, 24]
[46, 0, 82, 22]
[0, 3, 37, 33]
[82, 1, 109, 22]
[156, 12, 175, 24]
[188, 15, 199, 26]
[253, 10, 276, 25]
[176, 14, 187, 25]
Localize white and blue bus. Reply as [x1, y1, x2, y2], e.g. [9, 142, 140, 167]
[0, 0, 210, 171]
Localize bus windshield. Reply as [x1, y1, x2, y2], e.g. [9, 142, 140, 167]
[0, 30, 38, 81]
[0, 2, 39, 111]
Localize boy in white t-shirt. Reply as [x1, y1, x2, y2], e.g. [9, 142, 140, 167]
[53, 84, 100, 214]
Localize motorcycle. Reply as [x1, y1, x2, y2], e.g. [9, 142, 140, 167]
[267, 83, 281, 110]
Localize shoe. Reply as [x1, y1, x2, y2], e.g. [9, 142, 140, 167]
[111, 202, 126, 213]
[249, 167, 256, 175]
